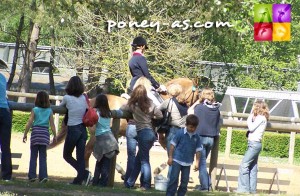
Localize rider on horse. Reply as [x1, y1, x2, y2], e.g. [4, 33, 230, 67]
[128, 36, 166, 100]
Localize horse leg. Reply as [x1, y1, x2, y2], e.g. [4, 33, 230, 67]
[48, 120, 67, 149]
[84, 134, 96, 169]
[158, 133, 167, 149]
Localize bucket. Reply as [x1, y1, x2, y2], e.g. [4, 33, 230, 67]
[154, 176, 168, 191]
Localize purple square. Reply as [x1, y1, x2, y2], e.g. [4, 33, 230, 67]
[273, 4, 291, 22]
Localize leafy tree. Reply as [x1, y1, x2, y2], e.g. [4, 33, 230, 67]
[200, 0, 300, 92]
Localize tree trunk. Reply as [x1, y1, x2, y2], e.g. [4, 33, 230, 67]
[7, 13, 24, 90]
[49, 26, 56, 96]
[18, 23, 40, 103]
[17, 21, 34, 92]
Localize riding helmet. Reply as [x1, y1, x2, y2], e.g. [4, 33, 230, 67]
[131, 36, 148, 49]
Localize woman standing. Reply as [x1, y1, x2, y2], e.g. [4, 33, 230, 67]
[60, 76, 89, 185]
[158, 83, 188, 178]
[237, 100, 269, 194]
[188, 88, 221, 191]
[0, 73, 12, 181]
[121, 85, 163, 190]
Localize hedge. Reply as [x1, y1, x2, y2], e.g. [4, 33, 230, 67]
[12, 111, 63, 135]
[219, 128, 300, 158]
[11, 112, 300, 158]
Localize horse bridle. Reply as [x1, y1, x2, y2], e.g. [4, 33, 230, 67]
[184, 85, 199, 106]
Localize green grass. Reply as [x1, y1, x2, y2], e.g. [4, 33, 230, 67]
[0, 178, 233, 196]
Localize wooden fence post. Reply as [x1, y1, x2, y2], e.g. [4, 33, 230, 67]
[210, 136, 220, 190]
[54, 96, 60, 132]
[225, 116, 233, 159]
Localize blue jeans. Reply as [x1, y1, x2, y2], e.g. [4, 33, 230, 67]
[0, 108, 12, 180]
[29, 145, 47, 180]
[199, 136, 214, 190]
[237, 141, 262, 193]
[124, 124, 137, 182]
[126, 128, 155, 189]
[166, 161, 190, 196]
[63, 124, 87, 184]
[166, 126, 181, 179]
[92, 156, 111, 186]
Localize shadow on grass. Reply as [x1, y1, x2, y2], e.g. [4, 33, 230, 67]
[0, 172, 232, 196]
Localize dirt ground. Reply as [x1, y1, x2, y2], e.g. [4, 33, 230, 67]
[7, 132, 300, 195]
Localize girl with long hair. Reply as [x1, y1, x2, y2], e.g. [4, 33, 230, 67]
[121, 85, 163, 190]
[90, 94, 119, 187]
[23, 91, 57, 183]
[237, 100, 269, 194]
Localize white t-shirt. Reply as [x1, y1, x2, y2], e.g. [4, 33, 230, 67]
[60, 94, 88, 126]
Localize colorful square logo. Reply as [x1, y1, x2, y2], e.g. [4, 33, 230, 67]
[254, 4, 291, 41]
[273, 23, 291, 41]
[254, 4, 272, 23]
[254, 23, 273, 41]
[272, 4, 291, 22]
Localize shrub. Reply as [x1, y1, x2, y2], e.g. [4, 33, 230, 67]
[219, 128, 300, 158]
[12, 111, 63, 135]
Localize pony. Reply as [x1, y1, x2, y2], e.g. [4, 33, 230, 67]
[49, 78, 199, 170]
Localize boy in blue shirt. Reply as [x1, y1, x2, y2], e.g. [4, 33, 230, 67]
[166, 114, 202, 196]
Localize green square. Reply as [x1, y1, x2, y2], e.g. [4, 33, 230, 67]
[254, 4, 272, 22]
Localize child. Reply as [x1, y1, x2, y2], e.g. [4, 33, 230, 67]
[166, 114, 202, 196]
[90, 94, 119, 187]
[59, 76, 90, 185]
[237, 100, 269, 194]
[121, 85, 163, 190]
[188, 87, 221, 191]
[23, 91, 57, 183]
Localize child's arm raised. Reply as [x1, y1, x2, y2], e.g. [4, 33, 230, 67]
[23, 111, 34, 143]
[49, 112, 57, 143]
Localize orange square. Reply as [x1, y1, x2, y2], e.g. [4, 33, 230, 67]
[273, 23, 291, 41]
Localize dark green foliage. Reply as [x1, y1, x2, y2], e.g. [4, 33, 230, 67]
[12, 112, 30, 133]
[262, 132, 290, 158]
[219, 129, 300, 158]
[230, 130, 248, 155]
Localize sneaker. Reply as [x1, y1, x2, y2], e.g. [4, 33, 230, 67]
[40, 178, 48, 183]
[29, 178, 37, 182]
[137, 187, 149, 191]
[84, 171, 92, 186]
